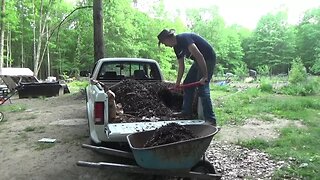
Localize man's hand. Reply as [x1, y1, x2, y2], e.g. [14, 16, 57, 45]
[199, 77, 208, 85]
[173, 82, 182, 91]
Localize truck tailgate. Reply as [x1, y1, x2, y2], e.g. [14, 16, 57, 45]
[106, 120, 205, 142]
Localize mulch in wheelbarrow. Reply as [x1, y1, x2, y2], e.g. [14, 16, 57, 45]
[144, 123, 197, 147]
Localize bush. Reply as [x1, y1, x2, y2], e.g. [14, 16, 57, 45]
[311, 58, 320, 75]
[67, 80, 89, 93]
[288, 58, 307, 84]
[233, 63, 248, 80]
[260, 82, 273, 93]
[279, 77, 320, 96]
[259, 78, 273, 93]
[257, 65, 270, 77]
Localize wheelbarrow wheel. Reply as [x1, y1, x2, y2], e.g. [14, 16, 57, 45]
[182, 159, 216, 180]
[0, 112, 4, 122]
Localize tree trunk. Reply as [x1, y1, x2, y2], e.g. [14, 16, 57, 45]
[0, 0, 5, 69]
[6, 27, 8, 67]
[32, 0, 36, 74]
[6, 26, 10, 67]
[21, 22, 24, 67]
[20, 0, 24, 68]
[34, 0, 44, 77]
[34, 0, 52, 78]
[47, 24, 50, 77]
[93, 0, 105, 62]
[9, 28, 11, 66]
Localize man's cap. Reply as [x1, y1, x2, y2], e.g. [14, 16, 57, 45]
[157, 29, 175, 46]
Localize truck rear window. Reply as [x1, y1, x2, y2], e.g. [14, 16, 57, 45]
[97, 61, 161, 81]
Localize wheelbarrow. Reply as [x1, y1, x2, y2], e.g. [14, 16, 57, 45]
[77, 124, 222, 179]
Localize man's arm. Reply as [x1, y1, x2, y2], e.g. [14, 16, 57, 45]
[176, 57, 185, 86]
[188, 43, 208, 83]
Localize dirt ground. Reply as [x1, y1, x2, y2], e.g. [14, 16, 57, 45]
[0, 92, 301, 180]
[0, 93, 157, 180]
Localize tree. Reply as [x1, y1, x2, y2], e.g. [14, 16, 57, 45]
[296, 7, 320, 73]
[288, 57, 307, 84]
[245, 11, 296, 74]
[186, 6, 244, 73]
[0, 0, 5, 69]
[93, 0, 104, 61]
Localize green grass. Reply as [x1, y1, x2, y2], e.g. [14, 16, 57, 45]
[16, 114, 38, 120]
[0, 104, 26, 113]
[0, 104, 26, 123]
[34, 143, 55, 150]
[212, 85, 320, 179]
[23, 126, 45, 133]
[67, 80, 89, 93]
[212, 86, 263, 125]
[24, 126, 36, 132]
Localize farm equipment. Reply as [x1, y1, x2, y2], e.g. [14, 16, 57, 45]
[77, 124, 222, 179]
[0, 67, 69, 99]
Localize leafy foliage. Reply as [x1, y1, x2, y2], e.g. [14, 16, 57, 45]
[186, 7, 244, 73]
[244, 11, 296, 75]
[296, 8, 320, 72]
[233, 62, 248, 80]
[259, 78, 273, 93]
[1, 1, 320, 81]
[279, 77, 320, 96]
[288, 58, 307, 84]
[257, 65, 270, 76]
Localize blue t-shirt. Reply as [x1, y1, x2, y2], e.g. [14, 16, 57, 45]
[174, 33, 215, 61]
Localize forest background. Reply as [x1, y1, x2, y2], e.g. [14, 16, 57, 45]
[0, 0, 319, 80]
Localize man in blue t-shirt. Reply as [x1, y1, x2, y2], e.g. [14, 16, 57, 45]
[157, 29, 217, 126]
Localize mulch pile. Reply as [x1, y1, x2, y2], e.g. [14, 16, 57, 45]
[108, 79, 199, 123]
[108, 79, 182, 122]
[144, 123, 196, 147]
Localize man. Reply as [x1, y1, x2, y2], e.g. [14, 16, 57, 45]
[157, 29, 217, 126]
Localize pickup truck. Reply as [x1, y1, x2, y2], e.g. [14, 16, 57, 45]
[86, 58, 205, 144]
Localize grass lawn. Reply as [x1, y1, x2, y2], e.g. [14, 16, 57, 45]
[211, 84, 320, 179]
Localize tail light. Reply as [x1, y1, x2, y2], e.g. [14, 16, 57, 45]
[94, 102, 104, 125]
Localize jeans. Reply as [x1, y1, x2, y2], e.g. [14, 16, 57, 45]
[182, 59, 216, 123]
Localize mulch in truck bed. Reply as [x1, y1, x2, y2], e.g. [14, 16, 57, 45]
[107, 79, 199, 123]
[108, 80, 179, 121]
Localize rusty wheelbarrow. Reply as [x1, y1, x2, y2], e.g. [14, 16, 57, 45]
[77, 124, 222, 179]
